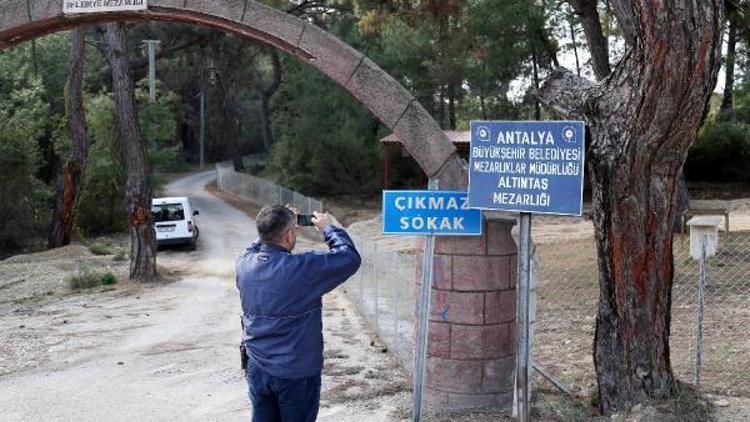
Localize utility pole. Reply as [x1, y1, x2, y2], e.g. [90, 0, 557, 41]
[142, 40, 161, 103]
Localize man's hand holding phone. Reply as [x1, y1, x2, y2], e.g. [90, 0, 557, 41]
[311, 212, 331, 233]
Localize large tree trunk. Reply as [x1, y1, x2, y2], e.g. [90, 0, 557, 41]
[568, 0, 611, 79]
[539, 1, 724, 415]
[103, 23, 157, 281]
[49, 30, 91, 248]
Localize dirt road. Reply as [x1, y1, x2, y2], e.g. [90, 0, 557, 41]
[0, 171, 410, 421]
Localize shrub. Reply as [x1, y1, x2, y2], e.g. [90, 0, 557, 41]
[68, 269, 118, 290]
[685, 121, 750, 183]
[88, 243, 113, 256]
[99, 272, 118, 286]
[112, 250, 128, 262]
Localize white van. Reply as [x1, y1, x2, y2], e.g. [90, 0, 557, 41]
[151, 197, 200, 250]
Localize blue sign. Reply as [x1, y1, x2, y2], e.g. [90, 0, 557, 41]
[468, 121, 585, 216]
[382, 191, 483, 236]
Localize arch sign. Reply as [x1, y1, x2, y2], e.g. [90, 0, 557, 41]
[64, 0, 147, 14]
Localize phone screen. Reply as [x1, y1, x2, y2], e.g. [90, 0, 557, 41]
[297, 214, 315, 226]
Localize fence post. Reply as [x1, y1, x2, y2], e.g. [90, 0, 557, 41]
[393, 252, 401, 349]
[695, 234, 707, 388]
[360, 241, 365, 306]
[373, 242, 379, 328]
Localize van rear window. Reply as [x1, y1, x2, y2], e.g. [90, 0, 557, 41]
[152, 204, 185, 222]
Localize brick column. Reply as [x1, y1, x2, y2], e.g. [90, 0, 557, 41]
[415, 217, 516, 411]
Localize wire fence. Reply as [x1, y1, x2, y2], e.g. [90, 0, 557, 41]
[342, 216, 750, 400]
[532, 223, 750, 398]
[215, 164, 323, 214]
[344, 233, 418, 373]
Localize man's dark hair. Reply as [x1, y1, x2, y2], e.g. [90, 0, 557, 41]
[256, 205, 295, 243]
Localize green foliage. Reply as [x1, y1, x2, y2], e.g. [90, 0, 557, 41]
[99, 272, 118, 286]
[266, 56, 383, 196]
[68, 269, 118, 290]
[0, 45, 53, 249]
[135, 79, 187, 173]
[75, 91, 128, 234]
[75, 82, 181, 234]
[686, 121, 750, 182]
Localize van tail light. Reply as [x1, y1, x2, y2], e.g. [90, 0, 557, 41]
[188, 221, 193, 232]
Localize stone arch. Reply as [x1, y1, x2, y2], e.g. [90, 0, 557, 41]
[0, 0, 467, 188]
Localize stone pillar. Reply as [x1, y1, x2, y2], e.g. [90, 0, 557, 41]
[415, 217, 517, 411]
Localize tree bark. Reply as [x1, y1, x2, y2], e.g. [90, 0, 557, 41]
[259, 48, 282, 151]
[49, 30, 92, 248]
[103, 23, 157, 281]
[568, 0, 611, 79]
[539, 0, 724, 415]
[720, 16, 736, 118]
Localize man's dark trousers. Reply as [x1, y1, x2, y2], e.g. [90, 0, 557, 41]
[246, 364, 321, 422]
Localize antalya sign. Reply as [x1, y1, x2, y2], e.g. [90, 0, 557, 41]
[468, 120, 586, 216]
[64, 0, 148, 14]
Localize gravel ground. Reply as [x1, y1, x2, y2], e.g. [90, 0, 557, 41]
[0, 170, 412, 421]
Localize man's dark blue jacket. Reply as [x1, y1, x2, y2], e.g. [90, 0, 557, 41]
[236, 225, 361, 379]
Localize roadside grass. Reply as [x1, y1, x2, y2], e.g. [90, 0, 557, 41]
[68, 269, 118, 290]
[88, 243, 113, 256]
[112, 250, 128, 261]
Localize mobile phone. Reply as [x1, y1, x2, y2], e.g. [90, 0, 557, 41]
[297, 214, 315, 227]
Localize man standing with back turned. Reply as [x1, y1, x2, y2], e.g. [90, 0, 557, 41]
[236, 205, 361, 421]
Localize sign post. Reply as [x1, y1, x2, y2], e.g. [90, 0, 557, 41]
[413, 188, 436, 422]
[516, 212, 532, 421]
[468, 121, 586, 422]
[382, 185, 483, 421]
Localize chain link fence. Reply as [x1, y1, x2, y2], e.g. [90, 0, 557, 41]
[533, 219, 750, 398]
[344, 232, 418, 373]
[215, 164, 323, 214]
[341, 214, 750, 400]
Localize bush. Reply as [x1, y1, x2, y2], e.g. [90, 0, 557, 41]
[685, 121, 750, 183]
[68, 269, 118, 290]
[88, 243, 113, 256]
[99, 272, 118, 286]
[112, 250, 128, 262]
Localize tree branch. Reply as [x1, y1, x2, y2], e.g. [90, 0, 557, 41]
[537, 67, 596, 120]
[568, 0, 611, 79]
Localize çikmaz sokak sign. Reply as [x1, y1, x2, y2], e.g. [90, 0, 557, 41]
[64, 0, 147, 14]
[468, 121, 586, 216]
